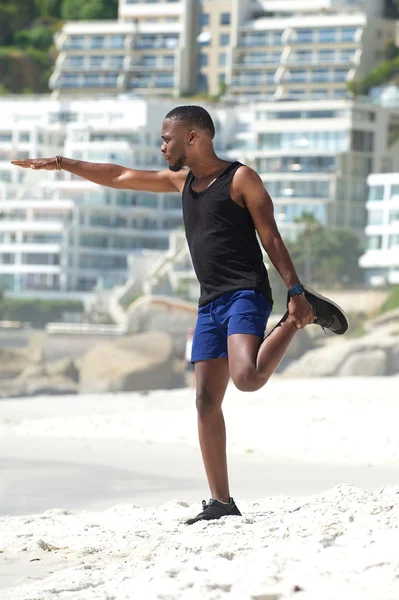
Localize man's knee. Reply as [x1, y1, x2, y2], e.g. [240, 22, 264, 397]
[231, 367, 268, 392]
[196, 387, 221, 416]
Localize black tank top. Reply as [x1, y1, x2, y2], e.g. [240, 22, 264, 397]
[182, 161, 273, 307]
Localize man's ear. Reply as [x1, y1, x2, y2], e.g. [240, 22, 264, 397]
[188, 130, 199, 145]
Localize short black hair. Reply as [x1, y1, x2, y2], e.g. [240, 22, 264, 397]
[165, 105, 215, 139]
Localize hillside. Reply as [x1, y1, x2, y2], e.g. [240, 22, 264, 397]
[0, 0, 118, 94]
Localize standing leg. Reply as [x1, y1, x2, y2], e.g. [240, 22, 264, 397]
[194, 357, 231, 502]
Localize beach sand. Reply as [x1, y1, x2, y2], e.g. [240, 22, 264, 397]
[1, 377, 399, 599]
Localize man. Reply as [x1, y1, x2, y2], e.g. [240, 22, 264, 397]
[12, 105, 348, 525]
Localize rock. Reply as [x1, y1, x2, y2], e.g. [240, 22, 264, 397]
[0, 375, 78, 399]
[282, 339, 348, 377]
[79, 331, 175, 393]
[282, 334, 399, 377]
[45, 358, 80, 383]
[338, 349, 388, 376]
[0, 348, 40, 380]
[125, 295, 197, 358]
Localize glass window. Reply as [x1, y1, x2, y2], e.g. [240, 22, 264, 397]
[319, 50, 335, 62]
[220, 12, 231, 25]
[200, 13, 209, 26]
[90, 36, 105, 49]
[368, 210, 383, 225]
[296, 29, 313, 44]
[319, 28, 337, 43]
[220, 33, 230, 46]
[390, 234, 399, 248]
[199, 53, 208, 67]
[391, 185, 399, 199]
[368, 235, 382, 250]
[342, 27, 358, 42]
[390, 211, 399, 224]
[219, 52, 227, 67]
[368, 185, 384, 201]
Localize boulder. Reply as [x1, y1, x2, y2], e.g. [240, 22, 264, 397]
[338, 349, 388, 376]
[0, 348, 39, 380]
[125, 296, 197, 358]
[282, 335, 399, 377]
[0, 375, 78, 399]
[79, 331, 175, 393]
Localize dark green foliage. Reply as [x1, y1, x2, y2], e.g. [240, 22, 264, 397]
[61, 0, 118, 20]
[348, 50, 399, 96]
[381, 285, 399, 313]
[0, 298, 84, 328]
[268, 221, 364, 312]
[0, 0, 118, 94]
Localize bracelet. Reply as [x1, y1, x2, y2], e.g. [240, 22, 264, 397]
[55, 155, 63, 171]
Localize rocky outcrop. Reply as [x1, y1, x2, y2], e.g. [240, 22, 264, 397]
[125, 296, 197, 358]
[79, 331, 177, 393]
[282, 336, 399, 377]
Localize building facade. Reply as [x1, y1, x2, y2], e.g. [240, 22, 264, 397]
[0, 97, 188, 293]
[359, 173, 399, 286]
[2, 94, 398, 294]
[50, 0, 396, 99]
[225, 98, 395, 240]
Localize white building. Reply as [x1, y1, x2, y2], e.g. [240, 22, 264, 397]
[50, 1, 197, 98]
[359, 173, 399, 286]
[229, 0, 395, 102]
[225, 98, 396, 239]
[50, 0, 396, 99]
[0, 97, 190, 293]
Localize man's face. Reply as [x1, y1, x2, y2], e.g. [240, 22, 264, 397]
[161, 119, 189, 172]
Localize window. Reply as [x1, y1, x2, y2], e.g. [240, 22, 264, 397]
[368, 185, 384, 202]
[390, 211, 399, 224]
[90, 36, 105, 49]
[220, 33, 230, 46]
[220, 12, 230, 25]
[219, 73, 226, 86]
[368, 235, 382, 250]
[368, 210, 383, 225]
[197, 73, 208, 92]
[390, 235, 399, 248]
[219, 52, 227, 67]
[319, 28, 337, 43]
[342, 27, 358, 42]
[200, 13, 209, 26]
[199, 53, 208, 67]
[391, 185, 399, 199]
[352, 131, 374, 152]
[296, 29, 313, 44]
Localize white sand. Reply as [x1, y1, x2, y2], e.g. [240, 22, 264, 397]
[1, 377, 399, 599]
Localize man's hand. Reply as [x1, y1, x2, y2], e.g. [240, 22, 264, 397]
[288, 294, 314, 329]
[11, 158, 57, 171]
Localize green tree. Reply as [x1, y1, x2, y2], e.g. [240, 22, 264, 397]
[61, 0, 118, 20]
[383, 40, 399, 61]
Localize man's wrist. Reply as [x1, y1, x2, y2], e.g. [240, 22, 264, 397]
[287, 283, 305, 298]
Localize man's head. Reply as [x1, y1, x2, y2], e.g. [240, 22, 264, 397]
[161, 105, 215, 171]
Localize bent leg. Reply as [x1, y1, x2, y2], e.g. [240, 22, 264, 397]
[228, 318, 297, 392]
[195, 358, 231, 503]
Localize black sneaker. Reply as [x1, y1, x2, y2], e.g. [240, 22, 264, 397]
[303, 285, 349, 335]
[185, 498, 242, 525]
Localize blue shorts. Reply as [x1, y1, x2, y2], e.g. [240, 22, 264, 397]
[191, 289, 272, 363]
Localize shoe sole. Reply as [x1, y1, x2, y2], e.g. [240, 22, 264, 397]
[304, 285, 349, 334]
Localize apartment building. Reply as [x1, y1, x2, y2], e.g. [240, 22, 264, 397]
[50, 0, 396, 99]
[50, 0, 197, 97]
[229, 0, 395, 102]
[224, 98, 395, 240]
[0, 97, 188, 293]
[359, 173, 399, 285]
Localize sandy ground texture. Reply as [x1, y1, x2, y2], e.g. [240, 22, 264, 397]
[1, 377, 399, 599]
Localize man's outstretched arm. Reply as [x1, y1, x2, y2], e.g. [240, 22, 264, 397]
[10, 157, 187, 193]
